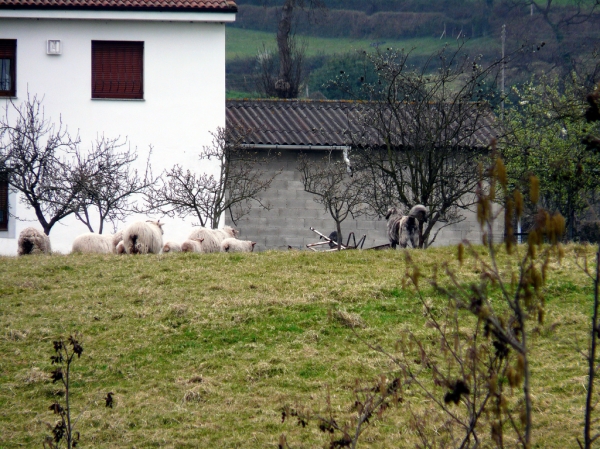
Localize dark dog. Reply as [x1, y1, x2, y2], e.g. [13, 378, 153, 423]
[385, 205, 427, 249]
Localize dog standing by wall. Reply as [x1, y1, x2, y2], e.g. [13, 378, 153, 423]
[385, 205, 428, 249]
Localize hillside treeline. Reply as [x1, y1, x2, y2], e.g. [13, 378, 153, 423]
[227, 0, 600, 99]
[232, 1, 600, 41]
[237, 0, 484, 15]
[234, 7, 470, 40]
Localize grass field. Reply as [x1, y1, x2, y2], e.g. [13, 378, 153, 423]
[226, 27, 499, 61]
[0, 244, 597, 448]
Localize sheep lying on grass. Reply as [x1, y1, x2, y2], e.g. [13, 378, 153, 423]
[71, 231, 123, 254]
[17, 227, 51, 255]
[214, 226, 239, 241]
[162, 241, 182, 253]
[188, 226, 239, 253]
[122, 220, 164, 254]
[220, 238, 256, 253]
[116, 241, 126, 254]
[181, 238, 204, 253]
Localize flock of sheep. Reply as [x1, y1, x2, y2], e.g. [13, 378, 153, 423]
[16, 220, 257, 256]
[15, 204, 428, 256]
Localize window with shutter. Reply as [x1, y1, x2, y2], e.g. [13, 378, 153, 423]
[0, 172, 8, 231]
[0, 39, 16, 98]
[91, 41, 143, 100]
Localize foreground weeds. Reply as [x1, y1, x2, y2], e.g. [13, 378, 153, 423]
[0, 246, 596, 448]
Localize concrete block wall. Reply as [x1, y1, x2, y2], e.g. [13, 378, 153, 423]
[226, 150, 504, 251]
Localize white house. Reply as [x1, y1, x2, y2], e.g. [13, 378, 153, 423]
[0, 0, 237, 255]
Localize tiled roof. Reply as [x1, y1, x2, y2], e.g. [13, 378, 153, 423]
[0, 0, 236, 12]
[226, 99, 498, 148]
[227, 99, 358, 147]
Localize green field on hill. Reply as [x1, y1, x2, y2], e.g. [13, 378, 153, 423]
[226, 27, 499, 61]
[0, 245, 597, 448]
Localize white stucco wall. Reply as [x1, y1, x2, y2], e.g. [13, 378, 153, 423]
[0, 10, 233, 255]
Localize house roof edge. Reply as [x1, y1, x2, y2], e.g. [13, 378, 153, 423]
[0, 0, 237, 13]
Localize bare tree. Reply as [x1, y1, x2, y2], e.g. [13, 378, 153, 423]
[0, 95, 81, 235]
[257, 38, 306, 99]
[257, 0, 325, 98]
[146, 127, 279, 229]
[505, 0, 600, 44]
[297, 151, 364, 249]
[70, 136, 155, 234]
[1, 96, 154, 235]
[333, 45, 505, 247]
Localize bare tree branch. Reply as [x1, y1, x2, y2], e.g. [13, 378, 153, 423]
[145, 127, 279, 229]
[0, 94, 81, 235]
[298, 151, 364, 249]
[332, 44, 509, 246]
[70, 137, 156, 234]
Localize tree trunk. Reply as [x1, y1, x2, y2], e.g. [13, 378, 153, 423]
[583, 249, 600, 448]
[276, 0, 295, 98]
[335, 219, 343, 251]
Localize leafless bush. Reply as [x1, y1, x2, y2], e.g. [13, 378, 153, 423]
[282, 155, 567, 448]
[578, 81, 600, 449]
[44, 336, 113, 449]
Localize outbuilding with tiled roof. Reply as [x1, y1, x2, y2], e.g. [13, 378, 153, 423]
[225, 98, 501, 250]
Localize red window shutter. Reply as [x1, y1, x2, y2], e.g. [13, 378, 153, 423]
[91, 41, 143, 99]
[0, 172, 8, 231]
[0, 39, 16, 98]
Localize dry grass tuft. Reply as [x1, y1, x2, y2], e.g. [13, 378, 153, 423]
[18, 367, 47, 384]
[183, 389, 204, 403]
[169, 303, 189, 317]
[334, 309, 366, 328]
[6, 329, 28, 341]
[246, 362, 287, 382]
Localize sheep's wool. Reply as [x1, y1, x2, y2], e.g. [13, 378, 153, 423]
[122, 220, 164, 254]
[17, 227, 51, 255]
[220, 238, 256, 253]
[71, 231, 122, 254]
[188, 226, 239, 253]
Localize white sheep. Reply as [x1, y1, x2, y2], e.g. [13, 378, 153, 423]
[71, 230, 123, 254]
[116, 241, 126, 254]
[188, 226, 239, 253]
[122, 220, 164, 254]
[220, 238, 256, 253]
[17, 227, 51, 255]
[162, 241, 182, 253]
[181, 238, 204, 253]
[213, 225, 240, 241]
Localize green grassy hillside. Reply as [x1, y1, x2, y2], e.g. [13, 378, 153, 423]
[0, 245, 597, 448]
[226, 27, 499, 61]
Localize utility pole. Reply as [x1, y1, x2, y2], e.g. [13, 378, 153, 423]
[500, 23, 521, 242]
[501, 24, 506, 120]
